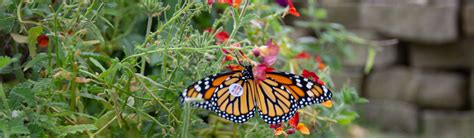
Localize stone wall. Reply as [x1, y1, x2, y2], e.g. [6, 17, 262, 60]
[319, 0, 474, 136]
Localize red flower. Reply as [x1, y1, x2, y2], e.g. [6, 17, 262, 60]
[288, 112, 310, 135]
[286, 128, 296, 134]
[315, 56, 327, 70]
[212, 0, 231, 5]
[37, 34, 49, 48]
[208, 0, 215, 5]
[222, 0, 232, 5]
[270, 123, 282, 129]
[302, 70, 318, 80]
[269, 112, 310, 135]
[287, 0, 300, 17]
[223, 55, 234, 62]
[288, 111, 299, 128]
[232, 0, 241, 8]
[294, 52, 311, 59]
[216, 31, 229, 43]
[270, 123, 285, 136]
[225, 64, 244, 71]
[302, 69, 325, 86]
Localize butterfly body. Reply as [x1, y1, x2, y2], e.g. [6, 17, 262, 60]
[180, 66, 332, 124]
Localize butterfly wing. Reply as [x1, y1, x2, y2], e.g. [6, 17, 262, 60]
[254, 72, 333, 124]
[266, 72, 333, 108]
[180, 71, 256, 123]
[254, 78, 298, 124]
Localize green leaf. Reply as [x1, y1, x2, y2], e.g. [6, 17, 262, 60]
[10, 81, 36, 105]
[336, 111, 358, 125]
[356, 98, 369, 104]
[314, 9, 327, 19]
[240, 14, 258, 26]
[89, 57, 106, 72]
[0, 15, 15, 32]
[0, 56, 12, 70]
[364, 47, 376, 74]
[94, 110, 116, 131]
[10, 33, 28, 43]
[57, 124, 98, 136]
[80, 52, 111, 64]
[27, 26, 44, 57]
[0, 118, 31, 135]
[269, 18, 282, 32]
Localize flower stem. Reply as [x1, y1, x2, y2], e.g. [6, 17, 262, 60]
[181, 102, 191, 138]
[141, 15, 154, 75]
[227, 0, 250, 45]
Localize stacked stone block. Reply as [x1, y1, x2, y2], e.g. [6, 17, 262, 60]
[317, 0, 474, 137]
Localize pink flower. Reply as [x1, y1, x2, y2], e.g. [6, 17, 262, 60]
[252, 40, 279, 82]
[259, 40, 279, 66]
[252, 47, 260, 57]
[253, 64, 275, 82]
[254, 64, 269, 82]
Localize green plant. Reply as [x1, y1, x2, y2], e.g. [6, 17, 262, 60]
[0, 0, 368, 137]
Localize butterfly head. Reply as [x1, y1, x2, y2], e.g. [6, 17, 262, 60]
[241, 65, 254, 79]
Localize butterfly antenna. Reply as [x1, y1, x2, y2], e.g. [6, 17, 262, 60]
[234, 53, 244, 66]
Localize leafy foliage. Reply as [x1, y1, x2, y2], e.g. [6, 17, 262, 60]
[0, 56, 11, 69]
[0, 0, 369, 137]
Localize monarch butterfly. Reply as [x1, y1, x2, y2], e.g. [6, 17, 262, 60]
[180, 65, 332, 124]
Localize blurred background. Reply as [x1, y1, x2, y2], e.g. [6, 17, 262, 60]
[296, 0, 474, 137]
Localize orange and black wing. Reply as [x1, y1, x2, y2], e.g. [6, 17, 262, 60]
[254, 72, 333, 124]
[180, 71, 256, 123]
[254, 78, 298, 124]
[266, 72, 332, 108]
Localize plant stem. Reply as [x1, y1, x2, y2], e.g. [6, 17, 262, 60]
[92, 116, 117, 136]
[141, 15, 154, 75]
[227, 0, 250, 45]
[181, 102, 191, 138]
[16, 1, 41, 26]
[134, 73, 180, 122]
[143, 0, 193, 46]
[233, 124, 238, 138]
[121, 46, 250, 62]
